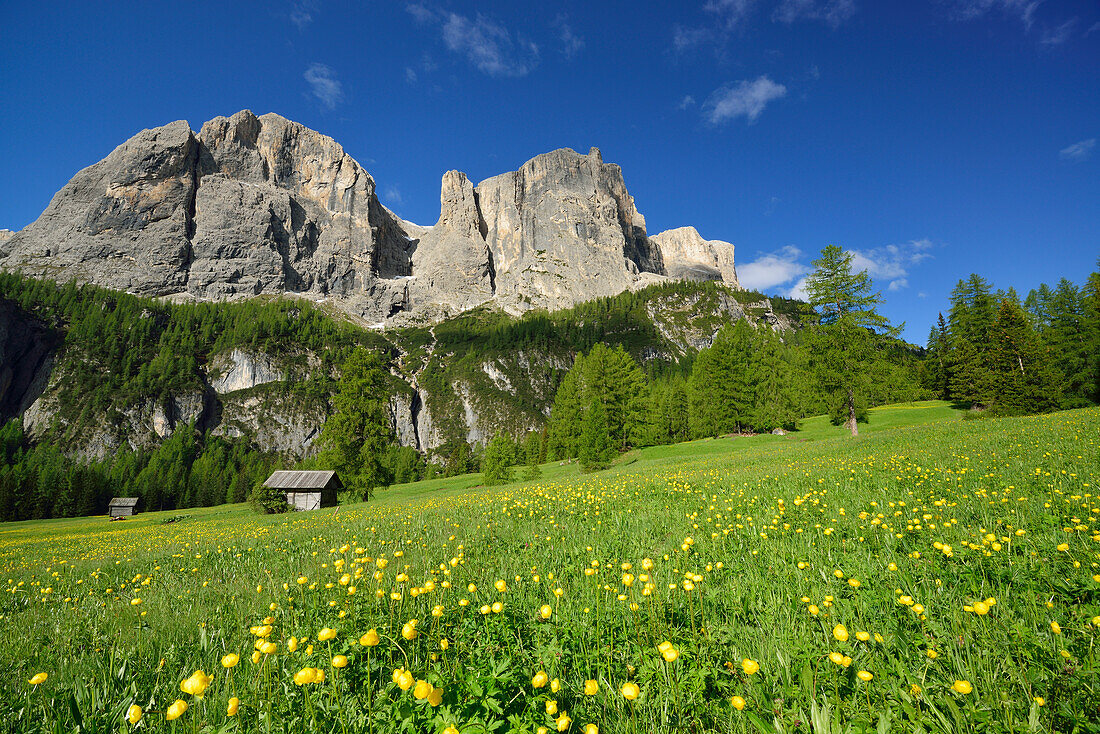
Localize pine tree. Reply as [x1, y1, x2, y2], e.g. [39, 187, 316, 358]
[804, 245, 897, 435]
[749, 327, 799, 432]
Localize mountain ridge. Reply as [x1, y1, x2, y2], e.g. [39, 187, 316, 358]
[0, 110, 739, 324]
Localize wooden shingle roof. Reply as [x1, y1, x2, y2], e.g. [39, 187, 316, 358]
[263, 470, 341, 490]
[108, 497, 140, 507]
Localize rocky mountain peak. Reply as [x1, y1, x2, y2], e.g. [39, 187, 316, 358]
[1, 112, 743, 323]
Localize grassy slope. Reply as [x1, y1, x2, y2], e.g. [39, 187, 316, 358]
[3, 400, 1098, 734]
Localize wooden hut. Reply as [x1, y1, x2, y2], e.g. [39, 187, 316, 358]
[263, 470, 341, 511]
[108, 497, 140, 519]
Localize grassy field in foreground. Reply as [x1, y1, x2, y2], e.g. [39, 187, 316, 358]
[2, 401, 1098, 733]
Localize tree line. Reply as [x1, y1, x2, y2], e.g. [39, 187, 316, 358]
[922, 264, 1100, 414]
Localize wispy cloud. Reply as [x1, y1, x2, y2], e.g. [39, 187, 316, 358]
[303, 63, 343, 109]
[1060, 138, 1096, 163]
[703, 76, 787, 124]
[947, 0, 1040, 29]
[679, 95, 697, 109]
[405, 67, 418, 84]
[552, 15, 585, 59]
[1040, 18, 1077, 45]
[849, 239, 934, 292]
[705, 0, 758, 30]
[289, 0, 317, 29]
[382, 185, 404, 206]
[773, 0, 856, 27]
[408, 4, 538, 78]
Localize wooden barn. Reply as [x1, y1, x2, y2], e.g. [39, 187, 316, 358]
[263, 470, 341, 511]
[107, 497, 140, 519]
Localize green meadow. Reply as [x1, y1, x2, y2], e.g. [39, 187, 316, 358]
[3, 401, 1098, 733]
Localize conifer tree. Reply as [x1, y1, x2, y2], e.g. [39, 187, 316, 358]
[991, 297, 1061, 414]
[481, 433, 515, 486]
[804, 245, 897, 435]
[578, 398, 614, 472]
[317, 348, 394, 499]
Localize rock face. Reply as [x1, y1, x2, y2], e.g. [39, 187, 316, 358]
[3, 111, 413, 321]
[1, 112, 742, 321]
[473, 147, 665, 313]
[0, 301, 60, 424]
[408, 171, 494, 313]
[650, 226, 739, 286]
[210, 349, 284, 393]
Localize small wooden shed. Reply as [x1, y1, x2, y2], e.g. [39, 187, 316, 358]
[263, 470, 342, 511]
[108, 497, 140, 519]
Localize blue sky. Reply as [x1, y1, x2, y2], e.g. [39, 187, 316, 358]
[1, 0, 1097, 342]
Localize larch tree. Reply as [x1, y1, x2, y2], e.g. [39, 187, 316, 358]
[804, 244, 897, 436]
[317, 347, 394, 500]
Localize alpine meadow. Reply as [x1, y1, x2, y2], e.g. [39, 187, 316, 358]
[2, 1, 1099, 733]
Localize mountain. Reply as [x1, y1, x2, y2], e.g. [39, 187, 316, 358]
[1, 110, 740, 323]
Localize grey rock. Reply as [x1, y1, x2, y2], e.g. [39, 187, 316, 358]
[210, 348, 284, 393]
[408, 171, 494, 313]
[213, 390, 325, 457]
[651, 226, 739, 286]
[475, 147, 665, 313]
[2, 112, 743, 324]
[2, 120, 198, 294]
[0, 301, 60, 423]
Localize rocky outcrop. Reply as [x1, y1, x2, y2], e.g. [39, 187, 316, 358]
[475, 147, 666, 313]
[2, 111, 413, 321]
[0, 301, 61, 424]
[651, 226, 739, 286]
[210, 349, 284, 393]
[408, 171, 494, 313]
[1, 113, 743, 323]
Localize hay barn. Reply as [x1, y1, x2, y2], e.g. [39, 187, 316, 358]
[262, 470, 341, 511]
[108, 497, 140, 518]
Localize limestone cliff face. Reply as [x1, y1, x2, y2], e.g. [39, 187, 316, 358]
[1, 112, 742, 321]
[650, 226, 739, 287]
[3, 111, 412, 321]
[474, 147, 665, 313]
[407, 170, 494, 314]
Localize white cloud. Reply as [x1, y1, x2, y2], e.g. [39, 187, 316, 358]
[383, 185, 404, 206]
[405, 3, 437, 24]
[739, 239, 933, 299]
[303, 63, 343, 109]
[289, 0, 317, 29]
[553, 15, 585, 59]
[948, 0, 1040, 29]
[773, 0, 856, 27]
[787, 277, 809, 300]
[703, 76, 787, 124]
[704, 0, 757, 29]
[437, 12, 538, 77]
[738, 246, 808, 291]
[1060, 138, 1096, 163]
[672, 25, 713, 52]
[679, 95, 697, 109]
[1040, 18, 1077, 45]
